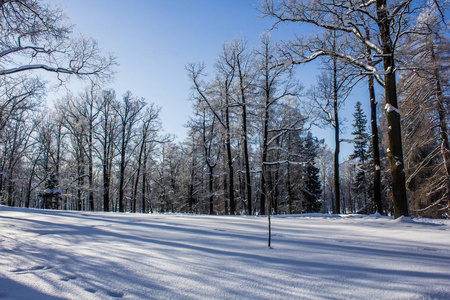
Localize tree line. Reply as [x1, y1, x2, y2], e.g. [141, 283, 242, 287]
[0, 0, 449, 218]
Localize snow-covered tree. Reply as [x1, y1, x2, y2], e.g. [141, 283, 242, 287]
[39, 174, 61, 209]
[397, 5, 450, 218]
[0, 0, 114, 79]
[259, 0, 432, 217]
[301, 132, 322, 213]
[350, 101, 372, 212]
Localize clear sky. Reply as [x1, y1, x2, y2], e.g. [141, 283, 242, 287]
[48, 0, 373, 159]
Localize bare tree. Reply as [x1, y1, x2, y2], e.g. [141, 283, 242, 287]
[75, 84, 101, 211]
[0, 76, 43, 206]
[0, 106, 36, 206]
[131, 104, 162, 213]
[187, 54, 238, 214]
[232, 38, 255, 215]
[116, 91, 145, 212]
[95, 89, 119, 212]
[0, 0, 114, 79]
[256, 33, 299, 215]
[57, 94, 89, 210]
[309, 56, 352, 214]
[259, 0, 424, 217]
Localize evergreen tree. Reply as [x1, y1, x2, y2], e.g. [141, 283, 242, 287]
[351, 101, 372, 212]
[40, 174, 61, 209]
[351, 101, 369, 162]
[302, 132, 322, 213]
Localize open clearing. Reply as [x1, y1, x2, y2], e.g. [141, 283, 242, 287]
[1, 206, 449, 299]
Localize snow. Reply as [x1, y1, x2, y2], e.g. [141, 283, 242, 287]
[385, 103, 400, 115]
[1, 206, 450, 299]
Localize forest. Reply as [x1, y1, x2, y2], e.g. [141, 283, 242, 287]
[1, 0, 449, 219]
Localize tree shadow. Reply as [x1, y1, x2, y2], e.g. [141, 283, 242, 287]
[0, 277, 66, 300]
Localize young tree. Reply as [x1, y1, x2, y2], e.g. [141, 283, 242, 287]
[39, 174, 61, 209]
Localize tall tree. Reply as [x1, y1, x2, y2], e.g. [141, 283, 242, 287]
[57, 94, 90, 210]
[233, 38, 255, 215]
[131, 104, 162, 213]
[260, 0, 423, 217]
[76, 85, 101, 211]
[187, 54, 237, 214]
[256, 33, 298, 215]
[96, 89, 119, 212]
[397, 6, 450, 217]
[350, 101, 371, 211]
[116, 91, 145, 212]
[301, 132, 322, 213]
[309, 59, 352, 214]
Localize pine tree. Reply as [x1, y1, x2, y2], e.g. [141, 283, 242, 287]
[302, 132, 322, 213]
[351, 101, 372, 212]
[351, 102, 369, 162]
[40, 174, 61, 209]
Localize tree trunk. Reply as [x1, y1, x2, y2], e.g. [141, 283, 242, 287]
[273, 165, 279, 214]
[142, 147, 148, 213]
[237, 60, 252, 215]
[287, 163, 293, 214]
[209, 165, 214, 214]
[102, 116, 110, 212]
[368, 74, 383, 214]
[7, 175, 14, 206]
[132, 132, 146, 213]
[118, 126, 126, 213]
[118, 156, 126, 212]
[132, 161, 141, 213]
[225, 102, 235, 215]
[103, 160, 110, 212]
[260, 87, 270, 215]
[77, 150, 84, 211]
[376, 0, 409, 218]
[88, 125, 94, 211]
[260, 167, 267, 215]
[333, 55, 340, 214]
[223, 174, 229, 215]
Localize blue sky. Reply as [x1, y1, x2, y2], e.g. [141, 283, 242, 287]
[48, 0, 372, 158]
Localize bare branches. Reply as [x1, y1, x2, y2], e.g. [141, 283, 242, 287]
[186, 62, 227, 129]
[0, 0, 115, 82]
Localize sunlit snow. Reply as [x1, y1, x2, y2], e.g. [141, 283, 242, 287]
[1, 206, 449, 299]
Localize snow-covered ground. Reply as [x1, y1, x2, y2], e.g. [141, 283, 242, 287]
[1, 206, 449, 299]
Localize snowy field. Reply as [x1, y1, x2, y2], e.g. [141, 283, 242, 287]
[0, 206, 449, 300]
